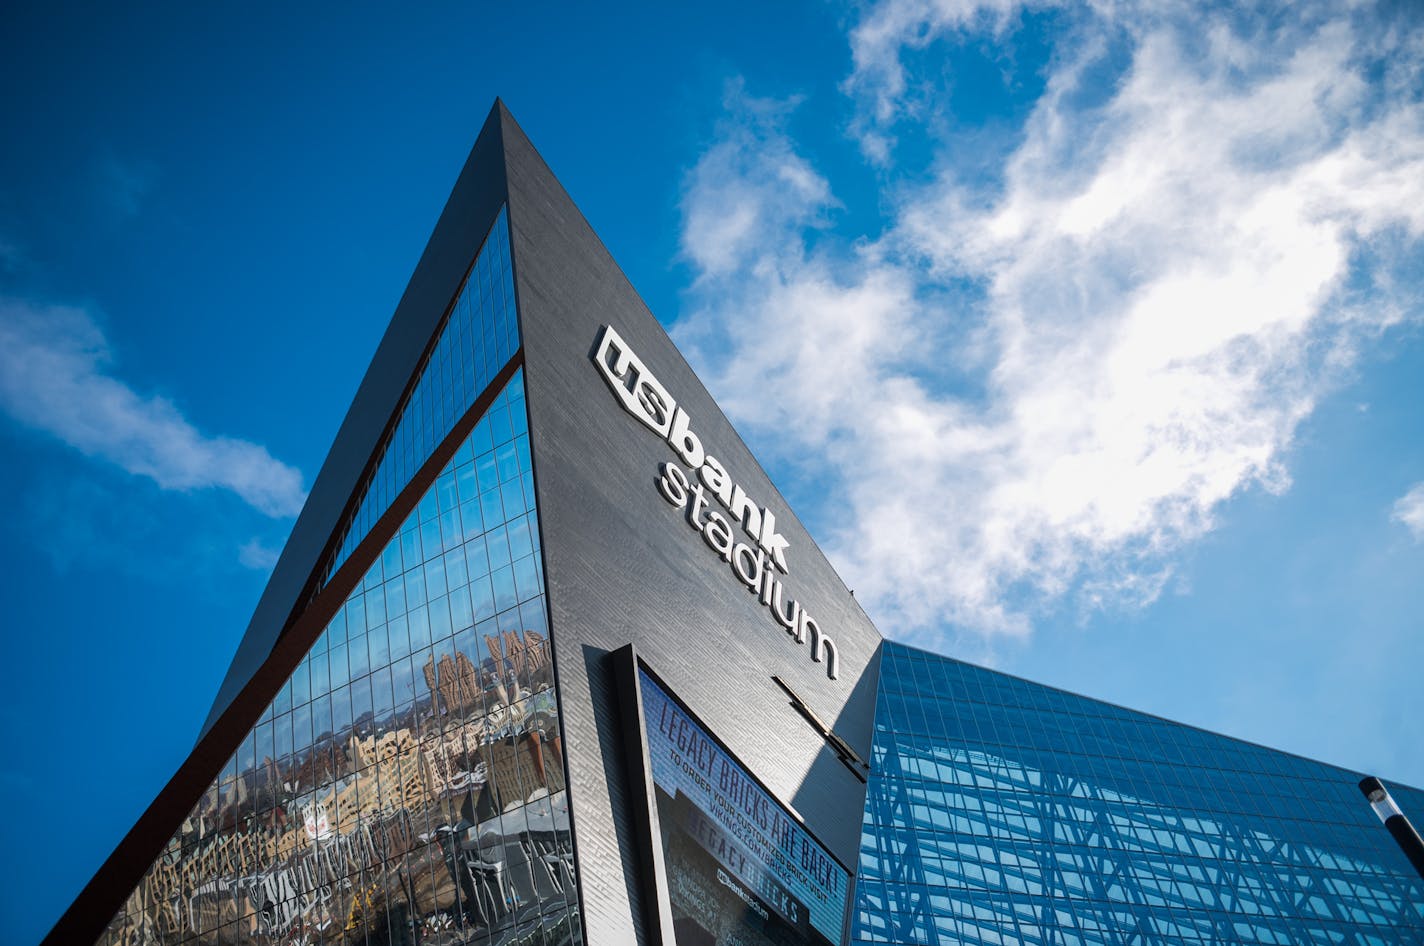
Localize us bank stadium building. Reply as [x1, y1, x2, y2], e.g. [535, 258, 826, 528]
[45, 102, 1424, 946]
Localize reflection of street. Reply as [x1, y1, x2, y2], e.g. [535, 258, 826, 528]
[99, 633, 581, 946]
[423, 790, 577, 946]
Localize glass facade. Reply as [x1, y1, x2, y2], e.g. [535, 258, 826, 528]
[321, 208, 520, 589]
[853, 643, 1424, 945]
[100, 371, 582, 946]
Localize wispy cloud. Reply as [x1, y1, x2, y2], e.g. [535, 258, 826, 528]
[842, 0, 1033, 163]
[1394, 483, 1424, 541]
[19, 472, 284, 585]
[682, 82, 838, 279]
[0, 296, 307, 518]
[238, 537, 282, 572]
[675, 1, 1424, 642]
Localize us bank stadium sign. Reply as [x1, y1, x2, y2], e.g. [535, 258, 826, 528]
[593, 325, 840, 681]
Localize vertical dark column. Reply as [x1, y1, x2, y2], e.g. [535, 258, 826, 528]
[1359, 776, 1424, 881]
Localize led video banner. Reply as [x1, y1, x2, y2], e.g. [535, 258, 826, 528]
[636, 667, 850, 946]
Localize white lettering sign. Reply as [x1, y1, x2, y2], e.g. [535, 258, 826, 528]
[592, 325, 838, 680]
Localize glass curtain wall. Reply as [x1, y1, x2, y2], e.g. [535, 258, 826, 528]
[853, 643, 1424, 946]
[99, 372, 581, 946]
[321, 208, 519, 589]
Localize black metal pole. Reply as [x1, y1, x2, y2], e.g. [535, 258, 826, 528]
[1359, 776, 1424, 882]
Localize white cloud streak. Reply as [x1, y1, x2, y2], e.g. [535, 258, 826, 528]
[676, 1, 1424, 643]
[0, 297, 307, 518]
[238, 537, 282, 571]
[1394, 483, 1424, 541]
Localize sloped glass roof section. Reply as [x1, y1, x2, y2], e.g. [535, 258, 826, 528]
[854, 643, 1424, 945]
[320, 207, 518, 590]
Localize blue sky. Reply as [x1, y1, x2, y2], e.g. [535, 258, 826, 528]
[2, 1, 1423, 940]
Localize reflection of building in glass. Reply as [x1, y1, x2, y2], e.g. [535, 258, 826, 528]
[83, 186, 581, 945]
[101, 369, 579, 946]
[47, 102, 1424, 946]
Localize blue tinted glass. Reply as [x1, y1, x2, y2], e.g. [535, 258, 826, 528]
[100, 370, 582, 946]
[321, 207, 519, 588]
[853, 643, 1424, 945]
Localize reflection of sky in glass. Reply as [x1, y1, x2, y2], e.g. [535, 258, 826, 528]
[321, 206, 519, 589]
[854, 643, 1424, 945]
[101, 370, 582, 946]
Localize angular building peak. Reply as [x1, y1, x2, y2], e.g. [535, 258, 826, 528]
[203, 103, 518, 739]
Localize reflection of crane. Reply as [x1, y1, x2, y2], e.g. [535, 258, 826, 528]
[342, 880, 381, 932]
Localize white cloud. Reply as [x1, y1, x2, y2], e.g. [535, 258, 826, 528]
[681, 83, 838, 279]
[0, 296, 307, 518]
[238, 537, 282, 571]
[675, 2, 1424, 643]
[842, 0, 1036, 162]
[1394, 483, 1424, 541]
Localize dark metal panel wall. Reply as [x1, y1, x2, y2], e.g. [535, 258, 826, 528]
[499, 106, 885, 946]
